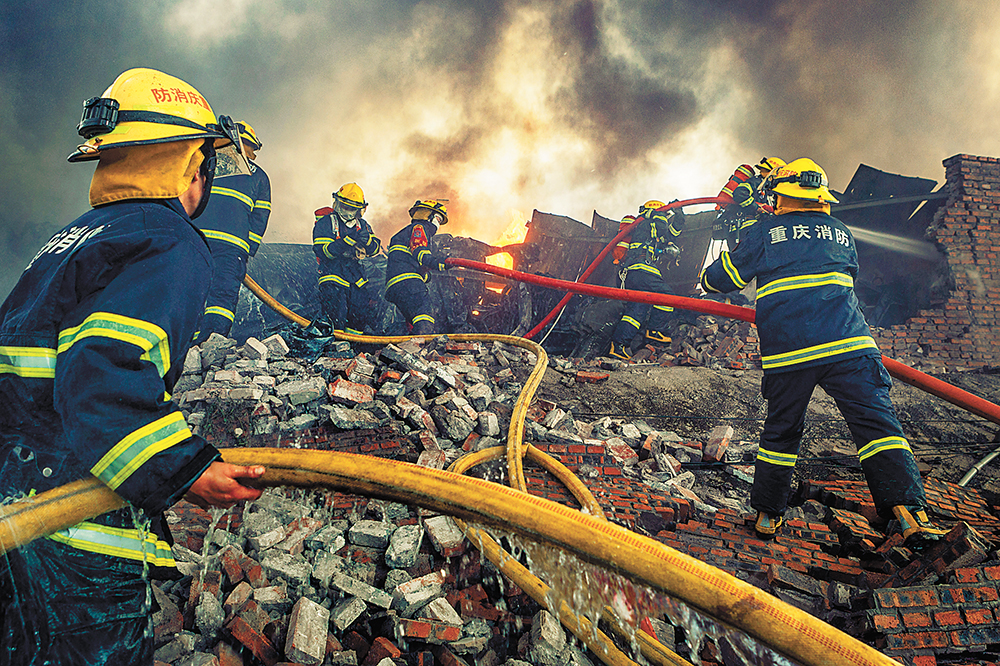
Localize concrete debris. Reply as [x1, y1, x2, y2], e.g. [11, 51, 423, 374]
[156, 329, 1000, 666]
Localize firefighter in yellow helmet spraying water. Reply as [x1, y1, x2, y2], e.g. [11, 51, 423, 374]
[312, 183, 382, 333]
[0, 68, 264, 665]
[700, 157, 947, 545]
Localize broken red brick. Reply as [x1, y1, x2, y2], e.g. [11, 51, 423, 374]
[227, 616, 279, 666]
[575, 370, 609, 383]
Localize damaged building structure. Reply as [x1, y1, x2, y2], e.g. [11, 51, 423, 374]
[99, 154, 1000, 666]
[238, 154, 997, 372]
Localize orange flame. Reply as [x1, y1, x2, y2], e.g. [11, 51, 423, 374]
[484, 210, 528, 291]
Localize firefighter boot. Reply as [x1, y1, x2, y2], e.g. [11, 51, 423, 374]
[646, 330, 672, 345]
[754, 511, 784, 540]
[892, 505, 948, 550]
[608, 341, 631, 361]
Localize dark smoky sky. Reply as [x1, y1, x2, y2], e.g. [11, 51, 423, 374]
[1, 0, 997, 297]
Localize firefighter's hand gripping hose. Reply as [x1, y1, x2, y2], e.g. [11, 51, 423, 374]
[0, 274, 904, 666]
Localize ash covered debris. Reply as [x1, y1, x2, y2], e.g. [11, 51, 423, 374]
[159, 329, 1000, 666]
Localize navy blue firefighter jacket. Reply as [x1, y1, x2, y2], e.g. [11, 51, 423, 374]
[386, 220, 446, 290]
[0, 198, 220, 564]
[700, 210, 880, 374]
[313, 210, 381, 289]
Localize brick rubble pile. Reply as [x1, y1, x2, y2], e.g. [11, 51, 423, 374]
[151, 330, 1000, 666]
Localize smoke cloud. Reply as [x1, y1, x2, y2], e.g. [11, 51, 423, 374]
[2, 0, 999, 297]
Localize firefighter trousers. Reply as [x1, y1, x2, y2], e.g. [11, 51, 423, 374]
[611, 267, 675, 346]
[386, 279, 436, 335]
[318, 280, 370, 333]
[751, 354, 927, 518]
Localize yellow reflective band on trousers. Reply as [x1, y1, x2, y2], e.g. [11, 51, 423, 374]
[202, 229, 250, 254]
[653, 304, 673, 312]
[762, 336, 879, 371]
[621, 315, 641, 329]
[758, 272, 853, 300]
[626, 263, 661, 277]
[319, 274, 352, 287]
[387, 273, 425, 289]
[858, 436, 912, 462]
[47, 520, 176, 566]
[757, 447, 797, 467]
[58, 311, 171, 378]
[90, 412, 192, 490]
[0, 345, 57, 378]
[413, 314, 435, 324]
[719, 252, 747, 289]
[205, 305, 235, 321]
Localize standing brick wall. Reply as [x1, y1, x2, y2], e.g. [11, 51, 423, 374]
[872, 154, 1000, 369]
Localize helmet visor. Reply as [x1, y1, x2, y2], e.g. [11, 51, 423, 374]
[334, 199, 364, 221]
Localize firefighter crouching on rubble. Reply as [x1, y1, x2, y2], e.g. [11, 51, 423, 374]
[0, 68, 265, 666]
[699, 157, 946, 546]
[608, 200, 685, 360]
[193, 120, 272, 344]
[385, 199, 451, 335]
[714, 157, 785, 248]
[312, 183, 382, 334]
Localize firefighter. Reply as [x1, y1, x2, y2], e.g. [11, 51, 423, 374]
[0, 68, 264, 666]
[608, 200, 685, 360]
[714, 157, 785, 248]
[193, 120, 271, 344]
[385, 199, 451, 334]
[700, 158, 946, 546]
[312, 183, 382, 333]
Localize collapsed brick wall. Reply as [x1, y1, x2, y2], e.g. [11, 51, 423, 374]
[872, 154, 1000, 369]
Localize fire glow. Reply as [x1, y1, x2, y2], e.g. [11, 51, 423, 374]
[484, 210, 529, 292]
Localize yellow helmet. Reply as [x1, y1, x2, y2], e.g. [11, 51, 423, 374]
[409, 199, 449, 225]
[332, 182, 367, 221]
[755, 156, 786, 176]
[68, 68, 238, 162]
[638, 200, 666, 218]
[766, 158, 839, 204]
[237, 121, 261, 151]
[334, 182, 366, 208]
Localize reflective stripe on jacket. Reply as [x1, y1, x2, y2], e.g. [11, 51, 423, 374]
[700, 210, 879, 373]
[385, 221, 442, 289]
[312, 213, 381, 288]
[0, 199, 221, 560]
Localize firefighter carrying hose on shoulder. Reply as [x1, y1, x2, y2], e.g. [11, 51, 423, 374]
[713, 157, 785, 249]
[608, 200, 685, 360]
[700, 157, 947, 546]
[0, 68, 264, 665]
[385, 199, 451, 335]
[312, 183, 382, 334]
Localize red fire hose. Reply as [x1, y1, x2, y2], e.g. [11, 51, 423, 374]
[522, 197, 727, 339]
[445, 256, 1000, 428]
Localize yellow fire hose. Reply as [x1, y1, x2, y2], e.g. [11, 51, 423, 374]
[0, 275, 900, 666]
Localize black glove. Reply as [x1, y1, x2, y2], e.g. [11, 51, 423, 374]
[429, 254, 450, 271]
[669, 200, 686, 231]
